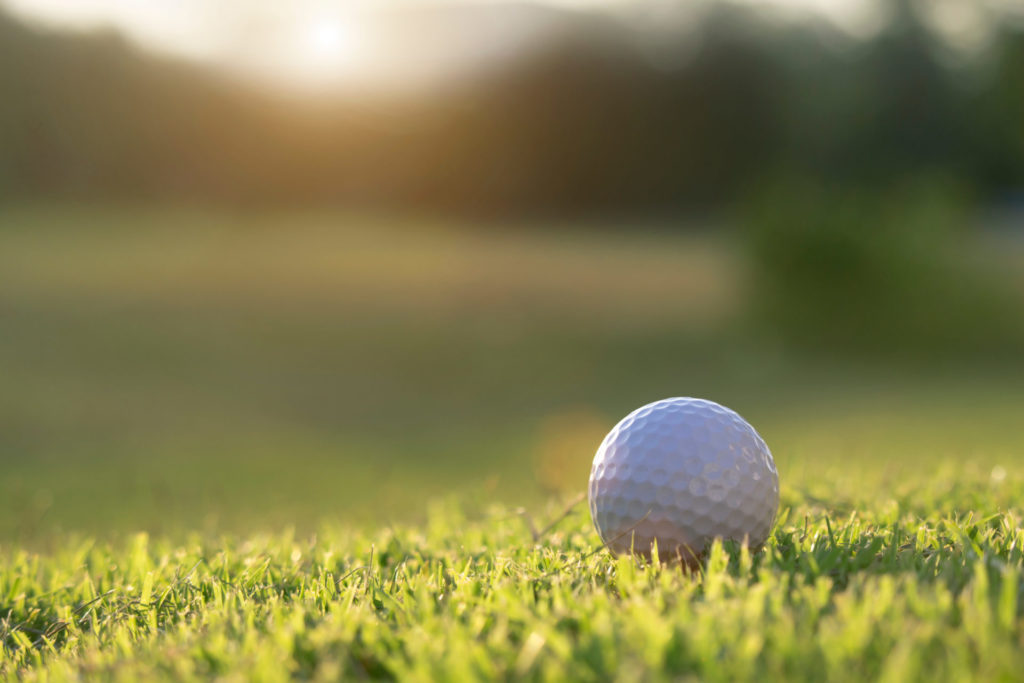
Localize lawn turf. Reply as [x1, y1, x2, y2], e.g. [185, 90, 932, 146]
[4, 204, 1024, 680]
[4, 467, 1024, 681]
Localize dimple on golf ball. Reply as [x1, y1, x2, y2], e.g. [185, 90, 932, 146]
[588, 397, 779, 563]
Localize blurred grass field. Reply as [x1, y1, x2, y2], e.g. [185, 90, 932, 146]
[5, 205, 1024, 680]
[2, 204, 1024, 542]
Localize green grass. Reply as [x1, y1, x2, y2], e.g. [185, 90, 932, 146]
[3, 203, 1023, 540]
[0, 203, 741, 537]
[5, 467, 1024, 681]
[4, 204, 1024, 679]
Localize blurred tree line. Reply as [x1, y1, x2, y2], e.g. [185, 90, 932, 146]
[1, 0, 1022, 217]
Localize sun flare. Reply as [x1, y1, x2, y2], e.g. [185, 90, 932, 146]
[305, 19, 352, 61]
[292, 16, 364, 85]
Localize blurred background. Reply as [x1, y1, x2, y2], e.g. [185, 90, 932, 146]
[2, 0, 1023, 540]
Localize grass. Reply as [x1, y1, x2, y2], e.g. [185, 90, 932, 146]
[0, 203, 739, 537]
[3, 203, 1024, 679]
[3, 203, 1022, 540]
[4, 466, 1024, 681]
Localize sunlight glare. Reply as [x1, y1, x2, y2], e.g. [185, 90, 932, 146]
[308, 20, 347, 59]
[293, 16, 363, 86]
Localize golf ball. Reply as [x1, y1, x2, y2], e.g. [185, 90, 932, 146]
[588, 397, 779, 563]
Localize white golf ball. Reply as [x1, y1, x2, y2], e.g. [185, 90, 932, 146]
[588, 397, 779, 564]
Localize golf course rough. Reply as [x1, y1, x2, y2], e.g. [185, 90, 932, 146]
[4, 478, 1024, 681]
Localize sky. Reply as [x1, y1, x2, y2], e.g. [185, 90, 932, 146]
[1, 0, 1011, 90]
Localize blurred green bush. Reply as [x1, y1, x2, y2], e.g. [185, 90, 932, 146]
[742, 176, 1023, 357]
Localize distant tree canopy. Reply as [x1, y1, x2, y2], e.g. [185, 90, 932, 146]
[1, 1, 1022, 217]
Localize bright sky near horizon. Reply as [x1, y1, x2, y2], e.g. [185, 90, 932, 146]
[0, 0, 1007, 89]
